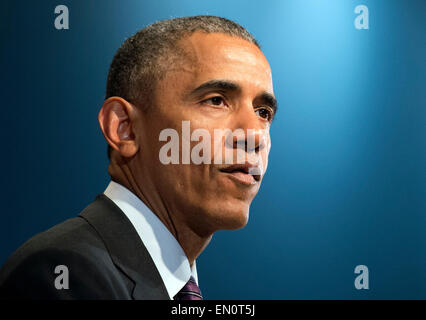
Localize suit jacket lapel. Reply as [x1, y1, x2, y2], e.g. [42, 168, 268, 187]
[79, 194, 169, 300]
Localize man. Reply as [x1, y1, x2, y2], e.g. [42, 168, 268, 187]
[0, 15, 277, 300]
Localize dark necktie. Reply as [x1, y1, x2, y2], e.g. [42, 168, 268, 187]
[174, 276, 203, 300]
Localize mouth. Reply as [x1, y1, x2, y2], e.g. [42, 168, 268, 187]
[218, 163, 262, 185]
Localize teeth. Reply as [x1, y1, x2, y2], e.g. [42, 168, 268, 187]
[248, 167, 262, 176]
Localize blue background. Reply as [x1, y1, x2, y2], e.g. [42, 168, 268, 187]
[1, 0, 425, 299]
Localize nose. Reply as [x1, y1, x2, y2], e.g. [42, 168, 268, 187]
[228, 105, 269, 154]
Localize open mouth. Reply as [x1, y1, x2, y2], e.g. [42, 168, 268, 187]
[218, 164, 261, 184]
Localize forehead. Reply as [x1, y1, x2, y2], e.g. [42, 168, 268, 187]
[169, 32, 274, 95]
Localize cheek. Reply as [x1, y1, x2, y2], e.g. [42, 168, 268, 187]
[261, 137, 271, 173]
[211, 133, 223, 161]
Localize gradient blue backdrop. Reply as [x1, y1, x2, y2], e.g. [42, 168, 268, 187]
[1, 0, 425, 299]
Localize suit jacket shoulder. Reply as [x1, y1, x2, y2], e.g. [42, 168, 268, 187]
[0, 195, 169, 300]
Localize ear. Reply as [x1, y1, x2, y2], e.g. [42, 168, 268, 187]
[98, 97, 139, 158]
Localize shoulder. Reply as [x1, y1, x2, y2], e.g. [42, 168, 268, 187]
[1, 215, 104, 275]
[0, 211, 130, 299]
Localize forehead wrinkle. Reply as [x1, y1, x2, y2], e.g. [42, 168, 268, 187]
[158, 32, 274, 103]
[198, 47, 272, 94]
[153, 40, 199, 100]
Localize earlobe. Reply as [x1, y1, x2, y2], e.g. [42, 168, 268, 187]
[98, 97, 139, 158]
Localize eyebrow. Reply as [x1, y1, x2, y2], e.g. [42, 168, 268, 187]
[190, 79, 278, 119]
[190, 80, 241, 95]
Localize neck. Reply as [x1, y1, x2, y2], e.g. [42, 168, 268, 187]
[108, 161, 212, 265]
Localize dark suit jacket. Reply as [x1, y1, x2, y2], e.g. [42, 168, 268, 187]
[0, 194, 170, 300]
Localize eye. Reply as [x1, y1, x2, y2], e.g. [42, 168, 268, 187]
[202, 96, 227, 107]
[255, 107, 273, 121]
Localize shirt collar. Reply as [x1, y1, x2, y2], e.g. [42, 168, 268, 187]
[104, 181, 198, 299]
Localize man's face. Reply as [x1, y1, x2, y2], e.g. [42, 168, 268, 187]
[134, 32, 275, 235]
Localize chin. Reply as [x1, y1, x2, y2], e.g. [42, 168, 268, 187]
[212, 202, 251, 231]
[187, 197, 253, 236]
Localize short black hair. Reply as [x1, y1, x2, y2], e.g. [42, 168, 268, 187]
[105, 15, 260, 159]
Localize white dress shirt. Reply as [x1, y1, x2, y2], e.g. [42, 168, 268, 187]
[103, 181, 198, 300]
